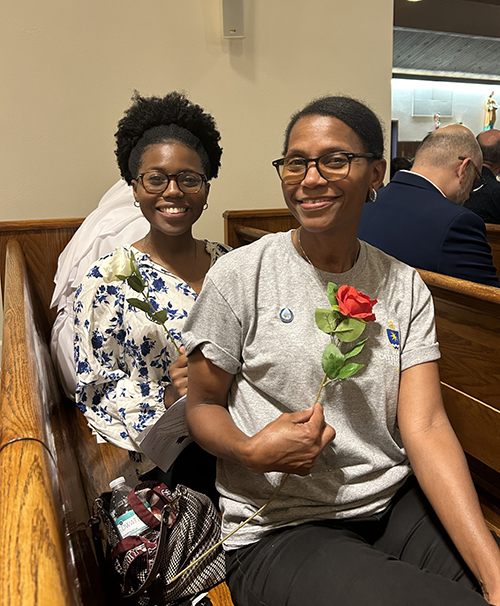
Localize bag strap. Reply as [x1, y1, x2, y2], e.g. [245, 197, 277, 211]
[121, 501, 172, 599]
[111, 534, 157, 560]
[124, 476, 291, 599]
[127, 480, 177, 530]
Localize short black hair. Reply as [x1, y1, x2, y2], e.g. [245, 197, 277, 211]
[115, 91, 223, 184]
[283, 95, 384, 159]
[390, 156, 412, 179]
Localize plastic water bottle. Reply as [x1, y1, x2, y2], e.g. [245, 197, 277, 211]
[109, 477, 156, 540]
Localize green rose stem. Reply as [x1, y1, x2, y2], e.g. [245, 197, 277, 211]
[314, 372, 330, 406]
[168, 472, 290, 583]
[116, 250, 183, 356]
[140, 287, 182, 356]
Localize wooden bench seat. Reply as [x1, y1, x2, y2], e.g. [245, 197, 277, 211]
[0, 221, 233, 606]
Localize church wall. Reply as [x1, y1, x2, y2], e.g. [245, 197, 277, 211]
[0, 0, 393, 242]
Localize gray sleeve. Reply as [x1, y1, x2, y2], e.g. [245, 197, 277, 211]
[183, 274, 242, 375]
[400, 271, 441, 372]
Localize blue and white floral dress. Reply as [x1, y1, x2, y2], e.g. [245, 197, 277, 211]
[74, 241, 230, 475]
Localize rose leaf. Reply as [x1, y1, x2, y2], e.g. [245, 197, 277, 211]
[127, 275, 145, 293]
[321, 343, 345, 378]
[151, 309, 168, 324]
[337, 362, 364, 379]
[344, 338, 368, 360]
[335, 317, 366, 343]
[315, 308, 338, 334]
[327, 282, 339, 307]
[127, 298, 152, 314]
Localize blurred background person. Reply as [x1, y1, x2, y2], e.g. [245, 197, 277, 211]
[464, 129, 500, 224]
[358, 125, 499, 287]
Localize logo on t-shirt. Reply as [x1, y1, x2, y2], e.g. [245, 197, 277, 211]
[386, 320, 400, 351]
[279, 307, 294, 323]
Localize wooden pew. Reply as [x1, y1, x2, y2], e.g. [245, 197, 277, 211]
[223, 208, 299, 248]
[417, 269, 500, 533]
[486, 223, 500, 279]
[0, 221, 233, 606]
[0, 238, 108, 606]
[4, 209, 499, 602]
[224, 209, 500, 535]
[0, 219, 84, 331]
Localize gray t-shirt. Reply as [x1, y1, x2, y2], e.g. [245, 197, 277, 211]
[183, 231, 440, 549]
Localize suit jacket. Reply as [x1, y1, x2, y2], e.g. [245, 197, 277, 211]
[357, 171, 500, 287]
[464, 166, 500, 225]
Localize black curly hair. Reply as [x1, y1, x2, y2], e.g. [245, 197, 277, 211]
[115, 91, 223, 184]
[283, 95, 384, 159]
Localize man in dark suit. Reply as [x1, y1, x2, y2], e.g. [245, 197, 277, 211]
[358, 124, 500, 287]
[464, 129, 500, 224]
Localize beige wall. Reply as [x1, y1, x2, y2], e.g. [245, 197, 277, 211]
[1, 0, 393, 243]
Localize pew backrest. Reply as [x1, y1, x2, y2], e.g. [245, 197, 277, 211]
[0, 238, 105, 606]
[0, 219, 83, 339]
[223, 208, 299, 248]
[486, 223, 500, 279]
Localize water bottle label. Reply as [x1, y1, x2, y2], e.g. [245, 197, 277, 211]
[115, 502, 152, 538]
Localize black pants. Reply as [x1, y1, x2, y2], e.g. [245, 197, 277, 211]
[226, 477, 497, 606]
[140, 442, 219, 508]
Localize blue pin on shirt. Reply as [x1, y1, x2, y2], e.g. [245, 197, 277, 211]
[279, 308, 294, 323]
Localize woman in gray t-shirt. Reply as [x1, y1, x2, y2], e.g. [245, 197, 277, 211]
[183, 96, 500, 605]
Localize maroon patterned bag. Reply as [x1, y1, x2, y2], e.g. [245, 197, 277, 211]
[93, 481, 225, 605]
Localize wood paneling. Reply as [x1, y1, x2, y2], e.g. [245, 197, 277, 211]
[224, 208, 299, 248]
[0, 239, 108, 606]
[208, 581, 235, 606]
[441, 383, 500, 474]
[0, 218, 83, 332]
[418, 269, 500, 411]
[486, 223, 500, 278]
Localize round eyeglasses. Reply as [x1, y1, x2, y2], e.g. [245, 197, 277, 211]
[137, 170, 207, 195]
[272, 151, 375, 185]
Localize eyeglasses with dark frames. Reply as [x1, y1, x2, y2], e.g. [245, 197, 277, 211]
[137, 170, 207, 195]
[458, 156, 486, 193]
[272, 151, 375, 185]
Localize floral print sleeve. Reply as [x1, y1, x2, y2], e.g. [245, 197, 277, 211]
[74, 241, 229, 455]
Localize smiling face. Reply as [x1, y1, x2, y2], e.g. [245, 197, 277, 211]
[282, 115, 385, 238]
[131, 141, 209, 238]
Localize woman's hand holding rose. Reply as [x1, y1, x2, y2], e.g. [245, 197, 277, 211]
[240, 403, 336, 475]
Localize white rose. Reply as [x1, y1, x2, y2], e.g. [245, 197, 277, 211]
[101, 248, 136, 283]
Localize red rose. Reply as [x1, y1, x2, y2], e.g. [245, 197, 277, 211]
[335, 285, 377, 322]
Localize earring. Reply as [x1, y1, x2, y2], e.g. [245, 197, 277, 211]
[134, 199, 140, 207]
[368, 188, 377, 203]
[203, 202, 208, 210]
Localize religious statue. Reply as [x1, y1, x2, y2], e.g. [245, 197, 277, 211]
[484, 92, 498, 131]
[434, 113, 441, 130]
